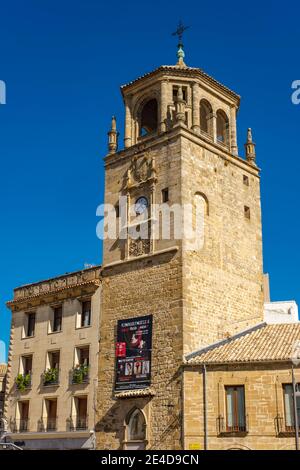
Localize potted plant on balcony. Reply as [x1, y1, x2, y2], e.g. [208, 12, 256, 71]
[15, 373, 31, 391]
[72, 364, 89, 384]
[43, 367, 59, 385]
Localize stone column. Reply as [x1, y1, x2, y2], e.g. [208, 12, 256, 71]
[192, 82, 200, 133]
[160, 80, 168, 133]
[230, 106, 238, 155]
[124, 98, 132, 148]
[210, 112, 217, 143]
[175, 86, 186, 125]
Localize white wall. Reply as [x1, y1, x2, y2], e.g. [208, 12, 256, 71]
[264, 301, 299, 324]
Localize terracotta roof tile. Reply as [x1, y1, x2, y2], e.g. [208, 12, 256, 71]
[121, 65, 240, 102]
[185, 323, 300, 364]
[114, 388, 155, 399]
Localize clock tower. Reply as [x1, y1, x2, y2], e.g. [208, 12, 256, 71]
[96, 44, 264, 449]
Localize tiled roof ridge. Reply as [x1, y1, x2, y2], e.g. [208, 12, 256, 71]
[185, 322, 300, 365]
[185, 322, 267, 362]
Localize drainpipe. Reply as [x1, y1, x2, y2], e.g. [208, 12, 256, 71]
[292, 365, 299, 451]
[203, 364, 208, 450]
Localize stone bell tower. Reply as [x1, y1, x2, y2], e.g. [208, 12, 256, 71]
[96, 38, 264, 449]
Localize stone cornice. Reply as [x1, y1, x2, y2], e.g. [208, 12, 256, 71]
[104, 126, 260, 178]
[7, 267, 101, 309]
[101, 246, 179, 274]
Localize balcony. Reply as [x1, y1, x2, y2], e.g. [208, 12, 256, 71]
[11, 418, 30, 433]
[275, 414, 300, 436]
[71, 365, 89, 385]
[15, 373, 31, 392]
[68, 415, 88, 431]
[42, 368, 59, 386]
[217, 414, 248, 436]
[46, 418, 57, 432]
[38, 417, 57, 432]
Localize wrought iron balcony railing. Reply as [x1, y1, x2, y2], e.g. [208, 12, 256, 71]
[11, 418, 30, 433]
[275, 414, 300, 434]
[38, 417, 57, 432]
[68, 415, 88, 431]
[217, 414, 248, 434]
[46, 418, 57, 431]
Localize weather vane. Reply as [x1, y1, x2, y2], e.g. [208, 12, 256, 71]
[172, 20, 190, 66]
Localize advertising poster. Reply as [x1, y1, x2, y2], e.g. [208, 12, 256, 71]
[115, 314, 153, 391]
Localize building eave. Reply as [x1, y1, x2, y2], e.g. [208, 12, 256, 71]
[121, 65, 240, 106]
[6, 266, 101, 308]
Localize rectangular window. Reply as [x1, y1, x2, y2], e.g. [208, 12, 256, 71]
[26, 313, 35, 337]
[49, 351, 60, 370]
[243, 175, 249, 186]
[74, 346, 90, 368]
[244, 206, 251, 220]
[162, 188, 169, 203]
[43, 398, 57, 432]
[79, 346, 89, 366]
[17, 400, 29, 432]
[20, 355, 32, 376]
[43, 350, 60, 386]
[73, 346, 90, 384]
[72, 396, 88, 430]
[53, 306, 62, 332]
[225, 386, 246, 432]
[283, 384, 300, 431]
[81, 300, 91, 327]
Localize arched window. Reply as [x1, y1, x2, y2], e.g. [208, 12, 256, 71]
[200, 99, 213, 136]
[140, 99, 158, 136]
[216, 110, 229, 145]
[127, 408, 146, 441]
[195, 191, 209, 216]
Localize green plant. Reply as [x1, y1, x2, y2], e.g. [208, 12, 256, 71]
[72, 364, 89, 384]
[43, 367, 59, 385]
[15, 373, 31, 391]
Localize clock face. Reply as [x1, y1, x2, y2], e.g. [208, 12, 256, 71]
[135, 196, 148, 215]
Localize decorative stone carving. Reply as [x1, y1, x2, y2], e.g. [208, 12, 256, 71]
[129, 238, 151, 257]
[11, 267, 100, 303]
[126, 155, 156, 189]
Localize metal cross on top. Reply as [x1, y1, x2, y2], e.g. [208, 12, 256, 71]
[172, 21, 189, 66]
[172, 20, 190, 44]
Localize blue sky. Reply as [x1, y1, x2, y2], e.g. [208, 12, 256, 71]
[0, 0, 299, 362]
